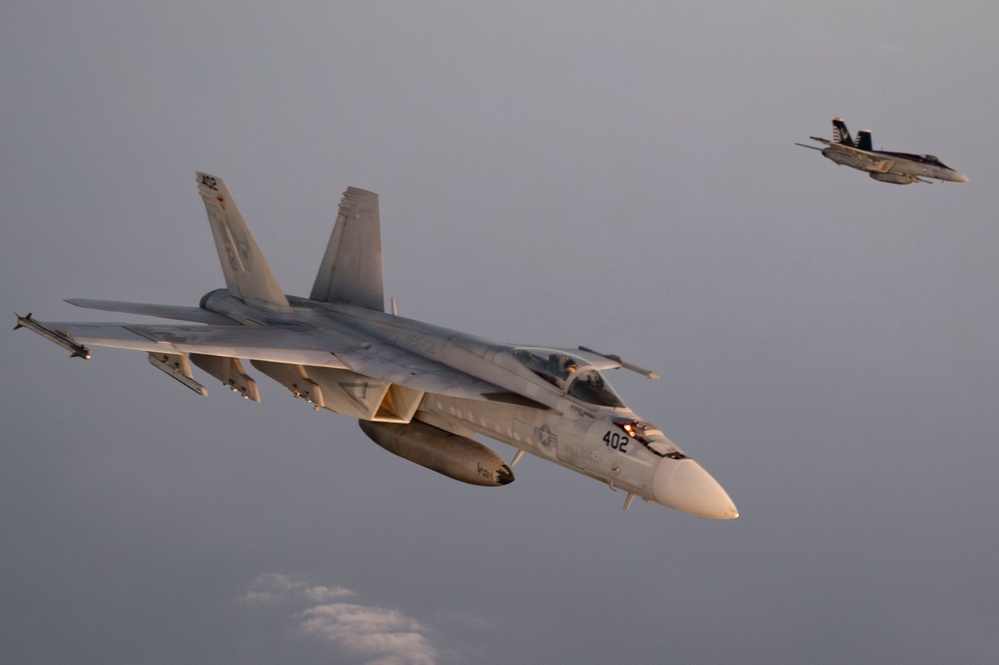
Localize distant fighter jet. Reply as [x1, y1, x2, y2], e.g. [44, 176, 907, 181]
[15, 173, 738, 519]
[797, 117, 968, 184]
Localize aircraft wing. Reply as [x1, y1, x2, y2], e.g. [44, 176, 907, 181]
[66, 299, 238, 324]
[817, 139, 859, 153]
[826, 143, 894, 172]
[799, 139, 895, 172]
[22, 318, 508, 401]
[800, 138, 867, 155]
[32, 321, 350, 367]
[796, 137, 851, 152]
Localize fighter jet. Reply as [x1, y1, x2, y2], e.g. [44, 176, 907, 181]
[796, 117, 968, 184]
[15, 173, 738, 519]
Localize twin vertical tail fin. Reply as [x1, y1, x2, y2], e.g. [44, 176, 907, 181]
[855, 130, 873, 152]
[310, 187, 384, 312]
[197, 173, 291, 313]
[195, 174, 384, 313]
[832, 118, 855, 147]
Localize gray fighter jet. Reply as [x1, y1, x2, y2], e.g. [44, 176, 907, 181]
[797, 117, 968, 184]
[15, 173, 738, 519]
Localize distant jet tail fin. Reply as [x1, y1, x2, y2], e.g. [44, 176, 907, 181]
[855, 130, 873, 151]
[310, 187, 384, 311]
[197, 172, 292, 313]
[832, 118, 855, 146]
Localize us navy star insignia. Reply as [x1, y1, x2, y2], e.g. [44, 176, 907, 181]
[535, 424, 557, 447]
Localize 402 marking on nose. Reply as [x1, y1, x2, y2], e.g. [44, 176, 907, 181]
[603, 431, 629, 453]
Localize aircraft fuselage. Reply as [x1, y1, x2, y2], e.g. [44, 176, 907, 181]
[17, 173, 739, 520]
[220, 295, 737, 518]
[821, 147, 968, 184]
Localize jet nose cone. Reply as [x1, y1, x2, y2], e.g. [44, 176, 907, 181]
[652, 458, 739, 519]
[954, 172, 969, 183]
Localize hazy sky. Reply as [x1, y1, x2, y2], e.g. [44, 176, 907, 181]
[3, 3, 999, 664]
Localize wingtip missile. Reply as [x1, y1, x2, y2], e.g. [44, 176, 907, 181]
[14, 313, 91, 359]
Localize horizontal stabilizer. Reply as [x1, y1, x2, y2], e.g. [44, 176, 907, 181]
[66, 299, 236, 324]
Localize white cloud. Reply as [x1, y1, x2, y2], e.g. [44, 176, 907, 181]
[304, 584, 356, 603]
[235, 574, 440, 665]
[234, 572, 308, 603]
[298, 603, 439, 665]
[235, 572, 356, 605]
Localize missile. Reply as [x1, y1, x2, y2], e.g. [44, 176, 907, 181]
[14, 313, 90, 359]
[359, 419, 514, 487]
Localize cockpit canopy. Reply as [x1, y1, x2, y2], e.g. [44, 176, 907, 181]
[513, 347, 625, 408]
[883, 151, 953, 170]
[613, 418, 687, 459]
[920, 154, 950, 168]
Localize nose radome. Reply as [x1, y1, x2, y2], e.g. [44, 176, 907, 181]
[652, 458, 739, 519]
[955, 172, 970, 183]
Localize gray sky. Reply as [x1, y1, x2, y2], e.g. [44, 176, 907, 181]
[3, 2, 998, 664]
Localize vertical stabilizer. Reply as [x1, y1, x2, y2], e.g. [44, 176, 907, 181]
[197, 172, 291, 313]
[855, 130, 873, 152]
[832, 118, 855, 146]
[310, 187, 384, 311]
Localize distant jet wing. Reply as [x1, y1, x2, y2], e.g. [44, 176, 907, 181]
[802, 138, 867, 154]
[816, 140, 856, 153]
[797, 137, 847, 152]
[30, 320, 507, 401]
[800, 139, 895, 171]
[826, 144, 895, 171]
